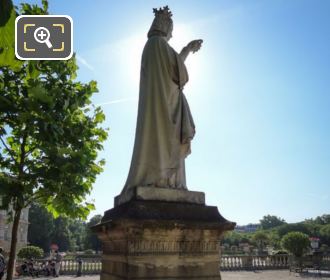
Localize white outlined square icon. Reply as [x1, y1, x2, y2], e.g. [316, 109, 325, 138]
[15, 15, 73, 60]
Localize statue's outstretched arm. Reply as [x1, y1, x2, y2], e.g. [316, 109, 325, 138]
[180, 39, 203, 61]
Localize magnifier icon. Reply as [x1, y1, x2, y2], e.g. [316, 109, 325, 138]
[34, 26, 53, 48]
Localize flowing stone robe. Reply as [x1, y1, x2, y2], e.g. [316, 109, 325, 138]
[121, 35, 195, 197]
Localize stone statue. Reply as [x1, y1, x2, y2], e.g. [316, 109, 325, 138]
[95, 10, 235, 278]
[120, 6, 203, 198]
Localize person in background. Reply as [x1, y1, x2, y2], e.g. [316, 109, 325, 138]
[20, 261, 28, 276]
[46, 260, 54, 276]
[0, 248, 5, 280]
[54, 251, 62, 277]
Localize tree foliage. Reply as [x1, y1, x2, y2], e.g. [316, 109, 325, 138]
[268, 231, 281, 249]
[17, 246, 44, 259]
[252, 231, 269, 250]
[0, 0, 24, 70]
[320, 224, 330, 246]
[276, 223, 312, 238]
[281, 232, 310, 257]
[0, 0, 107, 220]
[28, 203, 100, 252]
[27, 203, 55, 252]
[222, 231, 251, 246]
[0, 1, 108, 279]
[68, 218, 87, 251]
[260, 215, 286, 230]
[305, 215, 330, 226]
[51, 217, 73, 252]
[85, 214, 102, 252]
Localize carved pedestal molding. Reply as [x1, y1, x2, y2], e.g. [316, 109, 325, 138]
[93, 200, 235, 280]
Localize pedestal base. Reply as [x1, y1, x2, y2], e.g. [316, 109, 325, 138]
[114, 186, 205, 206]
[93, 200, 235, 280]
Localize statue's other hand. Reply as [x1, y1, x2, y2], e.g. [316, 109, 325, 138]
[187, 39, 203, 53]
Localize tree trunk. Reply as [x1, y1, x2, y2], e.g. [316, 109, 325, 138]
[6, 208, 22, 280]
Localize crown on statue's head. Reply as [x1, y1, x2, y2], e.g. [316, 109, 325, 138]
[147, 5, 173, 38]
[153, 6, 172, 21]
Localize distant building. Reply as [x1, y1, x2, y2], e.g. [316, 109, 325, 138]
[235, 223, 260, 233]
[0, 203, 29, 252]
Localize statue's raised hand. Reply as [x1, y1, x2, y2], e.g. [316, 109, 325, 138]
[180, 39, 203, 61]
[187, 39, 203, 53]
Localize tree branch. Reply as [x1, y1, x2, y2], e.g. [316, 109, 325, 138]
[25, 144, 38, 157]
[0, 136, 19, 166]
[20, 133, 27, 169]
[24, 190, 44, 208]
[15, 129, 28, 209]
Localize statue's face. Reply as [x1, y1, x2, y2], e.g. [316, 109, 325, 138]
[165, 22, 173, 42]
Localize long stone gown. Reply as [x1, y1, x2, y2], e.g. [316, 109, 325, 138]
[121, 34, 195, 198]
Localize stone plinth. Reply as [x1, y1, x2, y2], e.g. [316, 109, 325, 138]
[93, 199, 235, 280]
[114, 186, 205, 206]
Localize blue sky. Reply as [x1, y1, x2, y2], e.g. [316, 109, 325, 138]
[16, 0, 330, 225]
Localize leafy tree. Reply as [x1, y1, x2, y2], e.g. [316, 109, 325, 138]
[276, 223, 312, 238]
[28, 203, 55, 252]
[17, 246, 44, 259]
[320, 224, 330, 246]
[68, 219, 87, 251]
[0, 1, 108, 279]
[51, 217, 73, 252]
[85, 214, 102, 252]
[268, 231, 281, 249]
[28, 203, 89, 252]
[281, 232, 310, 257]
[312, 215, 330, 225]
[260, 215, 286, 230]
[252, 231, 269, 252]
[222, 231, 242, 246]
[0, 0, 24, 70]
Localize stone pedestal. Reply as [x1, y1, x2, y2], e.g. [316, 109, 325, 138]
[114, 186, 205, 206]
[93, 189, 235, 280]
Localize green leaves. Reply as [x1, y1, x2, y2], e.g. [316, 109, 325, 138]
[260, 215, 286, 230]
[17, 245, 44, 259]
[281, 232, 310, 257]
[0, 0, 24, 71]
[28, 85, 53, 104]
[89, 80, 98, 93]
[95, 110, 105, 123]
[19, 0, 49, 15]
[0, 1, 108, 221]
[0, 0, 50, 70]
[26, 61, 41, 80]
[41, 0, 48, 12]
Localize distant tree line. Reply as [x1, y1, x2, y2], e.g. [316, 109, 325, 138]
[223, 214, 330, 255]
[28, 203, 102, 253]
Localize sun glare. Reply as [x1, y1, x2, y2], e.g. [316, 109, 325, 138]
[108, 21, 206, 101]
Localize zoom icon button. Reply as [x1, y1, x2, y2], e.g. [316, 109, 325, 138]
[15, 15, 73, 60]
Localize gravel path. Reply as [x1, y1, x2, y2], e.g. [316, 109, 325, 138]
[222, 270, 329, 279]
[13, 270, 330, 280]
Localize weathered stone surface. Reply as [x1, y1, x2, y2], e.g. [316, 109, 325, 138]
[93, 200, 235, 280]
[120, 6, 204, 197]
[114, 186, 205, 207]
[103, 200, 232, 226]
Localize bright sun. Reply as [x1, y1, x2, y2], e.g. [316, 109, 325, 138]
[115, 22, 203, 88]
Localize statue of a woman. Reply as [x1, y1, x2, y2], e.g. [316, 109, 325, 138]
[121, 6, 202, 196]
